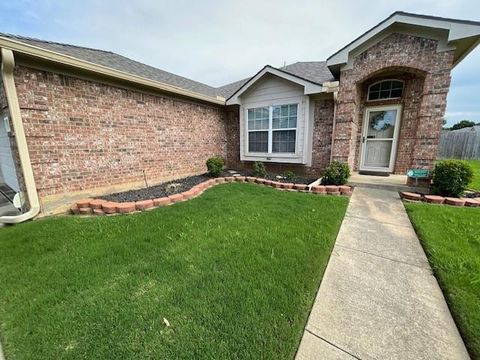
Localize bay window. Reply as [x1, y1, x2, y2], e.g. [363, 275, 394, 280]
[247, 103, 298, 154]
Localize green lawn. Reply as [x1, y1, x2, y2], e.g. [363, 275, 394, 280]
[406, 203, 480, 359]
[0, 183, 348, 360]
[466, 159, 480, 190]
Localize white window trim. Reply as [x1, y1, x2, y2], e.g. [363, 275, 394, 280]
[367, 79, 404, 102]
[240, 95, 310, 165]
[245, 103, 299, 157]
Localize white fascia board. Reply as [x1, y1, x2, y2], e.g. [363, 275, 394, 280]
[226, 66, 323, 105]
[327, 13, 480, 68]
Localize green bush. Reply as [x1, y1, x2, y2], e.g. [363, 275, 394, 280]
[283, 170, 296, 182]
[432, 160, 473, 197]
[206, 156, 225, 177]
[253, 161, 267, 178]
[321, 161, 350, 185]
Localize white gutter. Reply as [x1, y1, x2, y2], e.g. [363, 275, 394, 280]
[0, 48, 40, 223]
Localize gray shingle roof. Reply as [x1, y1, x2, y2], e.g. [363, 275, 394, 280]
[1, 33, 334, 101]
[217, 62, 335, 99]
[1, 33, 219, 98]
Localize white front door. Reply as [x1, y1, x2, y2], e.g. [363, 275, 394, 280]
[360, 105, 402, 173]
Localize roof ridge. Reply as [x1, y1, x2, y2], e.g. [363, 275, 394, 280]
[0, 32, 115, 54]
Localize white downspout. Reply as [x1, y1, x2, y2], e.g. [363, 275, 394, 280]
[0, 48, 40, 223]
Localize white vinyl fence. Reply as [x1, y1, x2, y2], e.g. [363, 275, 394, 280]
[438, 127, 480, 160]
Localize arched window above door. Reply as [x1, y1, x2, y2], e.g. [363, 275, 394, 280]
[367, 80, 404, 101]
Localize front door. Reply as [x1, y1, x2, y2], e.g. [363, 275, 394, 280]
[360, 105, 401, 173]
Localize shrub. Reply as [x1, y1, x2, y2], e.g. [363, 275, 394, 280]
[206, 156, 225, 177]
[432, 160, 473, 197]
[321, 161, 351, 185]
[283, 170, 296, 182]
[253, 161, 267, 178]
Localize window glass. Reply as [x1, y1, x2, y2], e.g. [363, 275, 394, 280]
[368, 80, 403, 101]
[247, 104, 297, 154]
[248, 131, 268, 152]
[272, 130, 296, 153]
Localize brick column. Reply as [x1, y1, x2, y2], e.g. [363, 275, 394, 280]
[411, 55, 453, 170]
[331, 73, 359, 169]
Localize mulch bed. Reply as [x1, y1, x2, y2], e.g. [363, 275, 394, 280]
[100, 174, 211, 203]
[232, 169, 317, 185]
[100, 169, 319, 203]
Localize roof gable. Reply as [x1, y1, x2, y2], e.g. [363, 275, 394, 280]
[327, 11, 480, 77]
[225, 65, 336, 105]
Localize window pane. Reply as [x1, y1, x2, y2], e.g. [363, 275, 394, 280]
[248, 131, 268, 152]
[288, 116, 297, 128]
[248, 120, 254, 130]
[368, 80, 403, 101]
[272, 118, 280, 129]
[281, 105, 288, 116]
[272, 130, 296, 153]
[273, 106, 280, 118]
[390, 88, 402, 98]
[380, 90, 391, 98]
[289, 104, 297, 116]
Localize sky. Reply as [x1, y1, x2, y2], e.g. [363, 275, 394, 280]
[0, 0, 479, 126]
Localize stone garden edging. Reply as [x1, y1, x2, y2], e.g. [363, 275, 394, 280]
[400, 191, 480, 207]
[70, 177, 353, 216]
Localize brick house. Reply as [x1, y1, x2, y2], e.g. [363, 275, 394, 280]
[0, 11, 479, 222]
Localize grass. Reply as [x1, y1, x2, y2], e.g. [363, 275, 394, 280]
[465, 160, 480, 190]
[0, 183, 348, 360]
[406, 203, 480, 359]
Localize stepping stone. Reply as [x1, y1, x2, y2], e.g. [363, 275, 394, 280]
[325, 185, 339, 193]
[462, 198, 480, 207]
[444, 197, 465, 206]
[338, 185, 351, 194]
[102, 202, 118, 214]
[135, 199, 154, 210]
[154, 197, 171, 206]
[93, 208, 105, 216]
[424, 195, 445, 204]
[116, 202, 136, 213]
[168, 193, 184, 202]
[89, 199, 107, 209]
[76, 198, 92, 208]
[282, 183, 294, 189]
[400, 192, 422, 201]
[312, 185, 326, 194]
[79, 207, 93, 215]
[294, 184, 308, 191]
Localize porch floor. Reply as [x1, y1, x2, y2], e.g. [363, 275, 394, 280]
[348, 172, 429, 194]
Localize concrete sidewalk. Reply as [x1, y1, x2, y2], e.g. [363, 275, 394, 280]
[295, 187, 469, 360]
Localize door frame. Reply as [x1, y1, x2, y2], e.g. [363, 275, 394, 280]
[359, 104, 402, 173]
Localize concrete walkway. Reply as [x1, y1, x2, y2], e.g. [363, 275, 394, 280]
[296, 187, 469, 360]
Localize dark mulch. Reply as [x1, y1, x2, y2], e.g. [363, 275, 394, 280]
[99, 169, 318, 203]
[100, 174, 212, 203]
[232, 169, 317, 185]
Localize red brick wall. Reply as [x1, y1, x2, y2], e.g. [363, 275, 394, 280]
[14, 66, 227, 207]
[333, 33, 454, 173]
[309, 98, 334, 174]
